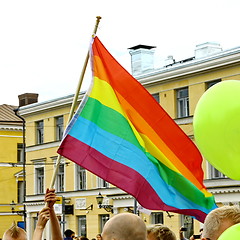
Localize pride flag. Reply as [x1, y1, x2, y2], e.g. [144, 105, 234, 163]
[58, 36, 217, 222]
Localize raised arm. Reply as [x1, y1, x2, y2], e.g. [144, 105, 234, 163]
[32, 207, 50, 240]
[45, 188, 63, 240]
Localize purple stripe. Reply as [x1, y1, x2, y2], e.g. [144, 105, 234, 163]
[58, 135, 207, 222]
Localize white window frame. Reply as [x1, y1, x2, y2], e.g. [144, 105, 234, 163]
[99, 214, 109, 233]
[97, 177, 109, 188]
[36, 120, 44, 144]
[17, 143, 24, 163]
[35, 166, 44, 194]
[208, 163, 226, 179]
[151, 212, 164, 224]
[55, 115, 64, 141]
[76, 165, 86, 190]
[151, 93, 160, 103]
[17, 181, 24, 203]
[177, 87, 189, 118]
[78, 215, 87, 237]
[56, 163, 65, 192]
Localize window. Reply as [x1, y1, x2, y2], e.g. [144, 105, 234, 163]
[36, 167, 44, 194]
[177, 87, 189, 118]
[97, 177, 109, 188]
[77, 165, 86, 190]
[17, 181, 24, 203]
[56, 164, 64, 192]
[180, 215, 193, 239]
[99, 214, 109, 233]
[209, 164, 226, 179]
[151, 212, 164, 224]
[36, 120, 44, 144]
[56, 116, 64, 141]
[206, 79, 221, 89]
[151, 93, 160, 103]
[78, 215, 87, 237]
[17, 143, 24, 163]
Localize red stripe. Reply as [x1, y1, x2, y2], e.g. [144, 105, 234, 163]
[58, 135, 207, 222]
[92, 37, 203, 183]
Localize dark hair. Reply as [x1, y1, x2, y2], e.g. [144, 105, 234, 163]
[64, 229, 75, 237]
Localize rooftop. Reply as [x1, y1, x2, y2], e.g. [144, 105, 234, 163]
[0, 104, 22, 124]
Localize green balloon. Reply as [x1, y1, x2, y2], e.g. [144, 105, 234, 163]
[193, 80, 240, 180]
[218, 223, 240, 239]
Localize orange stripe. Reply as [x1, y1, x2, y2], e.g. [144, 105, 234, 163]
[116, 92, 204, 190]
[92, 39, 205, 189]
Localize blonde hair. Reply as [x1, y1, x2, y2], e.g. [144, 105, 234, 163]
[202, 205, 240, 239]
[2, 222, 27, 240]
[147, 224, 176, 240]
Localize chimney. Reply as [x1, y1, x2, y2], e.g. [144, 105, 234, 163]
[129, 44, 156, 77]
[18, 93, 39, 107]
[195, 42, 222, 59]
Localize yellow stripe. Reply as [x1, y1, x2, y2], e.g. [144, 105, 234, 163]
[90, 77, 181, 174]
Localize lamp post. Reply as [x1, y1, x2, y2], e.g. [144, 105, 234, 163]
[96, 193, 113, 213]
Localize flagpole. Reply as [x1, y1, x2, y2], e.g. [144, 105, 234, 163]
[49, 16, 102, 189]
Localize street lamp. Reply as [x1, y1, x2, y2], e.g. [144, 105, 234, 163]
[96, 193, 113, 213]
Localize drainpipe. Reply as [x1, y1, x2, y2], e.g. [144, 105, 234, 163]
[13, 108, 27, 229]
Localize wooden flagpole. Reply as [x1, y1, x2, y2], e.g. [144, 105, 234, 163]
[49, 16, 102, 189]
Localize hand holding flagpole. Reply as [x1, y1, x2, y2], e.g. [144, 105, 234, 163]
[49, 16, 101, 190]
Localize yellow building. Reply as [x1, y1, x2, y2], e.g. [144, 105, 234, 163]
[0, 104, 25, 236]
[19, 42, 240, 240]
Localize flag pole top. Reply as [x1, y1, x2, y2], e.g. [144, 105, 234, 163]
[93, 16, 102, 36]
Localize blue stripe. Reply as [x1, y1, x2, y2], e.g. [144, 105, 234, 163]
[68, 116, 213, 213]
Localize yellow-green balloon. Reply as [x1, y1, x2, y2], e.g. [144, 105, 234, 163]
[218, 223, 240, 239]
[193, 80, 240, 180]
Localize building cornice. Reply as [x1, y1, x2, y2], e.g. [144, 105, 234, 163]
[204, 178, 240, 195]
[26, 141, 60, 152]
[0, 124, 22, 131]
[139, 48, 240, 86]
[204, 178, 240, 188]
[19, 92, 85, 117]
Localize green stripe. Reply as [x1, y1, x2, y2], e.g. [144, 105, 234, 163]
[81, 97, 215, 209]
[80, 96, 141, 149]
[147, 152, 215, 209]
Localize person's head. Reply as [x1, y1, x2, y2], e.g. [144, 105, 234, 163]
[101, 213, 147, 240]
[201, 205, 240, 240]
[147, 224, 176, 240]
[96, 234, 102, 240]
[79, 237, 89, 240]
[64, 229, 75, 238]
[2, 222, 27, 240]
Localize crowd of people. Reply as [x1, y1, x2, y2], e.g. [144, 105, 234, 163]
[2, 191, 240, 240]
[63, 229, 101, 240]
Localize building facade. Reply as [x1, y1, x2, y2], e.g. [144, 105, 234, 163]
[0, 104, 25, 236]
[19, 42, 240, 239]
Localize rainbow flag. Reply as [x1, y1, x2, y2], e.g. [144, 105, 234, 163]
[58, 36, 217, 222]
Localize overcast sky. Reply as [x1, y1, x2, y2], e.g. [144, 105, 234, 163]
[1, 0, 239, 106]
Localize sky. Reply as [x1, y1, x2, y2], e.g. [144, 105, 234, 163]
[0, 0, 240, 106]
